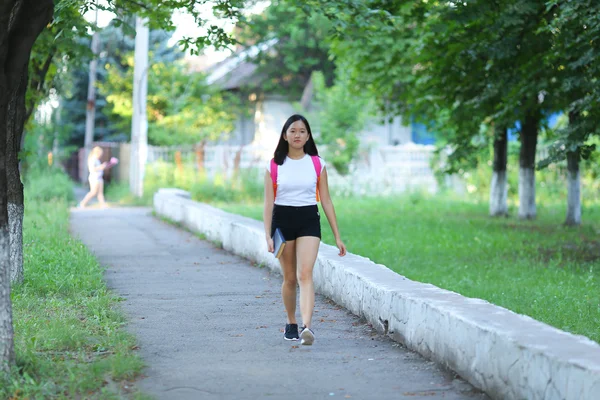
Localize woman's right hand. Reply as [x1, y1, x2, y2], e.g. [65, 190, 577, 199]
[266, 237, 274, 253]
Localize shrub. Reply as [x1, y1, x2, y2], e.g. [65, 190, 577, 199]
[23, 167, 74, 203]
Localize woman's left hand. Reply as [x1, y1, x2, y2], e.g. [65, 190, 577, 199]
[336, 238, 347, 257]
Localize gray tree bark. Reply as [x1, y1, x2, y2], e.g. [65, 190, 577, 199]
[518, 111, 539, 220]
[7, 71, 26, 285]
[8, 204, 23, 284]
[0, 227, 13, 376]
[489, 126, 508, 217]
[0, 0, 16, 376]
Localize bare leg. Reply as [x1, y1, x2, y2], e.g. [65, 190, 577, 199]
[79, 181, 99, 208]
[97, 180, 106, 207]
[279, 240, 297, 324]
[295, 236, 320, 329]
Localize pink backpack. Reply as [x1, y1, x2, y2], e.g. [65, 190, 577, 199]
[270, 155, 322, 202]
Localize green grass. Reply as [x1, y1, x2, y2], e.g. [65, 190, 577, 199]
[219, 195, 600, 344]
[105, 182, 153, 207]
[0, 169, 147, 399]
[105, 164, 264, 208]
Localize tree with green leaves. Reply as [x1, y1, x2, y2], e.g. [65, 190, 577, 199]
[307, 70, 372, 175]
[92, 23, 243, 146]
[540, 1, 600, 225]
[60, 24, 185, 145]
[102, 57, 241, 146]
[305, 1, 564, 221]
[236, 0, 335, 99]
[0, 0, 246, 375]
[417, 1, 559, 221]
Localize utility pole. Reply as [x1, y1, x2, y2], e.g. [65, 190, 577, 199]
[129, 16, 149, 197]
[83, 8, 99, 182]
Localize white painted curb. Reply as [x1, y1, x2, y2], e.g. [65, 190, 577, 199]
[154, 188, 600, 400]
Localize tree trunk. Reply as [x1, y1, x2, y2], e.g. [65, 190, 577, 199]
[4, 0, 54, 284]
[129, 16, 149, 198]
[0, 80, 14, 377]
[518, 111, 539, 220]
[565, 112, 581, 226]
[0, 223, 12, 376]
[489, 125, 508, 217]
[83, 31, 99, 179]
[195, 141, 206, 172]
[565, 150, 581, 226]
[0, 0, 54, 372]
[7, 70, 27, 285]
[0, 83, 13, 371]
[0, 0, 16, 376]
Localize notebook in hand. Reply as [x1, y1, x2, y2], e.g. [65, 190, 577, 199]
[272, 228, 286, 259]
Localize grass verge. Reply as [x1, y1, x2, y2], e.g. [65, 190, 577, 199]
[0, 169, 148, 399]
[219, 195, 600, 344]
[105, 183, 153, 207]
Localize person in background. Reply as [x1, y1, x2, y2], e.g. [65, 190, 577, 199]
[263, 114, 347, 346]
[79, 146, 107, 208]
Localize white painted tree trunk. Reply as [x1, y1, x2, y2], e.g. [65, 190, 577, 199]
[518, 110, 539, 220]
[490, 126, 508, 217]
[130, 16, 149, 197]
[8, 203, 23, 284]
[518, 167, 536, 219]
[565, 154, 581, 226]
[489, 171, 508, 216]
[0, 228, 14, 375]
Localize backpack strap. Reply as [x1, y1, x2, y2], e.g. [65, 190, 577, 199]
[311, 155, 322, 202]
[270, 159, 278, 199]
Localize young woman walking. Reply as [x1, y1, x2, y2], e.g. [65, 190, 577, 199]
[263, 114, 347, 345]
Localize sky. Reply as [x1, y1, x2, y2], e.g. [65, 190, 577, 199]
[86, 1, 270, 65]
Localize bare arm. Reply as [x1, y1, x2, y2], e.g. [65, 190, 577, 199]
[263, 171, 275, 253]
[318, 167, 347, 256]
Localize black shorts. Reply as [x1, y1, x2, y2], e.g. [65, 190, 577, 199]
[271, 205, 321, 241]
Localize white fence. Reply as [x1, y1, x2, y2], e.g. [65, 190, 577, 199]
[145, 143, 440, 195]
[86, 140, 561, 195]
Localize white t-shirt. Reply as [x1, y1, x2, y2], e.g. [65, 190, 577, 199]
[267, 154, 326, 207]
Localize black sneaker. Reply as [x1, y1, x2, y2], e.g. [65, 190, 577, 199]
[300, 326, 315, 345]
[284, 323, 299, 341]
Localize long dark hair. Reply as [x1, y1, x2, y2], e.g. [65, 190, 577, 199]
[273, 114, 319, 165]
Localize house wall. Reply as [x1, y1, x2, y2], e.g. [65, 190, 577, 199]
[251, 97, 298, 158]
[360, 115, 412, 147]
[223, 112, 256, 146]
[225, 97, 414, 149]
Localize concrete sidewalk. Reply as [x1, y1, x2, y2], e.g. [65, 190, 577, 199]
[70, 206, 487, 400]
